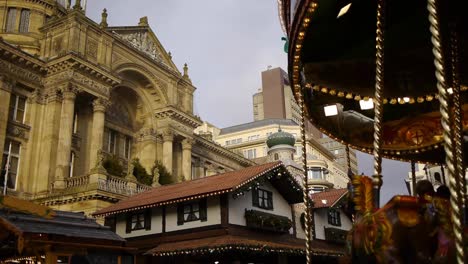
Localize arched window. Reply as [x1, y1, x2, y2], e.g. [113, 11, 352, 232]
[434, 172, 441, 182]
[274, 153, 279, 160]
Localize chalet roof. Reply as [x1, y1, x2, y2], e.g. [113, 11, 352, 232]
[94, 161, 303, 217]
[310, 188, 348, 209]
[0, 209, 125, 243]
[145, 234, 344, 257]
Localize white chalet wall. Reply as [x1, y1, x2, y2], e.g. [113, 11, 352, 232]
[228, 181, 293, 234]
[166, 196, 221, 232]
[115, 207, 163, 238]
[313, 208, 352, 240]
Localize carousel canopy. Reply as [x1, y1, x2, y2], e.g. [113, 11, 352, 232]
[283, 0, 467, 164]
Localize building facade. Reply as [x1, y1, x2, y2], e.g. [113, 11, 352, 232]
[0, 0, 253, 215]
[95, 162, 345, 263]
[319, 137, 358, 175]
[252, 67, 358, 175]
[208, 119, 349, 191]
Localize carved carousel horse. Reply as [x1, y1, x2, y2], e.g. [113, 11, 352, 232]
[343, 175, 463, 264]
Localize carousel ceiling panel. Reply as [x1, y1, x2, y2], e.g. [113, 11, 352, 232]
[288, 0, 468, 163]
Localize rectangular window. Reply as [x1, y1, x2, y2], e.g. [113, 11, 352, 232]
[19, 9, 30, 33]
[307, 168, 323, 180]
[123, 136, 131, 159]
[125, 210, 151, 233]
[6, 8, 17, 32]
[104, 216, 116, 232]
[1, 140, 21, 190]
[243, 149, 256, 159]
[328, 209, 341, 226]
[72, 112, 78, 134]
[108, 130, 117, 154]
[9, 94, 26, 124]
[69, 152, 75, 177]
[177, 199, 207, 225]
[252, 188, 273, 210]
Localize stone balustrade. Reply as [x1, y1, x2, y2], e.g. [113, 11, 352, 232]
[64, 173, 151, 196]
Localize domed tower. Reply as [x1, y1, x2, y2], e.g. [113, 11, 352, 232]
[0, 0, 67, 55]
[266, 128, 296, 162]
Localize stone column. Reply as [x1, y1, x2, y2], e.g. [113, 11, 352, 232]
[181, 138, 193, 181]
[0, 77, 12, 159]
[36, 90, 62, 193]
[138, 127, 157, 174]
[88, 97, 109, 172]
[161, 129, 174, 175]
[54, 85, 79, 189]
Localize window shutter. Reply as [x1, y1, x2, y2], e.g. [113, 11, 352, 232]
[177, 204, 184, 226]
[199, 198, 207, 222]
[125, 214, 132, 233]
[144, 209, 152, 230]
[252, 189, 259, 207]
[267, 191, 273, 210]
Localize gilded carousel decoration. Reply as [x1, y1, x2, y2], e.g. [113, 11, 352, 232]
[279, 0, 467, 263]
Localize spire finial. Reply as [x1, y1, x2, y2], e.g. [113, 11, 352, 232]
[100, 9, 108, 28]
[183, 63, 188, 76]
[138, 16, 149, 26]
[168, 51, 172, 59]
[73, 0, 83, 11]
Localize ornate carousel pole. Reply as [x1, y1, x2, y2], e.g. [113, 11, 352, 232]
[427, 0, 465, 262]
[298, 83, 313, 264]
[372, 0, 386, 208]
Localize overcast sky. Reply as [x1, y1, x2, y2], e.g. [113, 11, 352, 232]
[86, 0, 411, 204]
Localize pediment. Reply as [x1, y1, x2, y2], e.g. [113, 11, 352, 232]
[109, 26, 178, 72]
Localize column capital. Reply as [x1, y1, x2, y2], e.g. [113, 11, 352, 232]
[46, 89, 63, 103]
[61, 84, 81, 100]
[182, 138, 194, 150]
[0, 75, 14, 92]
[28, 89, 47, 105]
[92, 97, 110, 112]
[161, 129, 174, 142]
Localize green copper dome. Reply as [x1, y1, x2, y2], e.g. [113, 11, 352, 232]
[266, 129, 296, 148]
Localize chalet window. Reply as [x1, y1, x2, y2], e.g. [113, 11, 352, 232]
[328, 209, 341, 226]
[9, 94, 26, 124]
[177, 198, 207, 225]
[125, 210, 151, 233]
[1, 140, 21, 190]
[104, 216, 116, 232]
[6, 8, 16, 32]
[19, 9, 30, 33]
[252, 188, 273, 210]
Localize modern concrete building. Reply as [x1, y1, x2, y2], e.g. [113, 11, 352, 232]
[0, 0, 254, 215]
[253, 67, 302, 125]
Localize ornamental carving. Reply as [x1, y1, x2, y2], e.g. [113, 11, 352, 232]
[7, 122, 30, 140]
[44, 71, 110, 96]
[115, 31, 164, 63]
[86, 39, 98, 59]
[0, 60, 42, 84]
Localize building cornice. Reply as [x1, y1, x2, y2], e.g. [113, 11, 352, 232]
[193, 135, 256, 167]
[155, 106, 202, 129]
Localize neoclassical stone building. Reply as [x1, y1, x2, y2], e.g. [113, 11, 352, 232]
[0, 0, 254, 215]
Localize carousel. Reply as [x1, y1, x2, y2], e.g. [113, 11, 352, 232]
[279, 0, 467, 263]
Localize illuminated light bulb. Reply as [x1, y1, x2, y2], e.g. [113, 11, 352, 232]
[359, 99, 374, 110]
[345, 93, 353, 99]
[324, 105, 338, 116]
[403, 97, 410, 103]
[337, 91, 345, 97]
